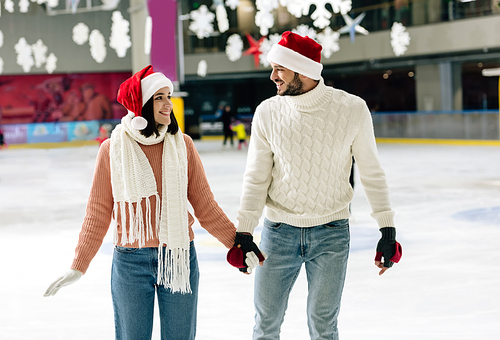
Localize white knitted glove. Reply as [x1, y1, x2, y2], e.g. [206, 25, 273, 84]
[245, 250, 268, 274]
[44, 269, 83, 297]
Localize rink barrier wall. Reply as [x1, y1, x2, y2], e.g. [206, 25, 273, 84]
[2, 111, 500, 149]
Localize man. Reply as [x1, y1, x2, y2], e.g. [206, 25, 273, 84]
[234, 31, 401, 340]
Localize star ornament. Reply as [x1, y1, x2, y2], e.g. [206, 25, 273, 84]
[337, 12, 369, 44]
[243, 34, 266, 69]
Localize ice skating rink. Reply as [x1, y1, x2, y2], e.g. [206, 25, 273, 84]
[1, 139, 499, 340]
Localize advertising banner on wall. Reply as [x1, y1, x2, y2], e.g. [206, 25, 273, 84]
[0, 72, 131, 126]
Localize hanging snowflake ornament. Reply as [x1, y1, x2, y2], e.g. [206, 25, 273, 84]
[258, 33, 281, 67]
[225, 0, 240, 10]
[46, 53, 57, 74]
[189, 5, 215, 39]
[285, 0, 352, 29]
[31, 39, 48, 68]
[225, 34, 243, 61]
[197, 60, 208, 77]
[73, 23, 89, 45]
[5, 0, 14, 13]
[255, 0, 279, 36]
[20, 0, 30, 12]
[391, 22, 410, 57]
[101, 0, 121, 10]
[14, 37, 35, 72]
[110, 11, 131, 58]
[216, 4, 229, 33]
[317, 27, 339, 58]
[292, 24, 317, 40]
[89, 29, 107, 63]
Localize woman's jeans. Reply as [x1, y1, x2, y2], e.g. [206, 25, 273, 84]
[253, 219, 350, 340]
[111, 242, 199, 340]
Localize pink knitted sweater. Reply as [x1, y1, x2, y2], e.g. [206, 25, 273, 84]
[71, 134, 236, 274]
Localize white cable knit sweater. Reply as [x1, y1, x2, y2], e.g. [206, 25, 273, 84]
[236, 78, 395, 233]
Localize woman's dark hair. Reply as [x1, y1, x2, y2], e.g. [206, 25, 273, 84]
[140, 96, 179, 138]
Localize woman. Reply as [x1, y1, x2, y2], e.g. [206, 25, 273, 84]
[44, 65, 237, 340]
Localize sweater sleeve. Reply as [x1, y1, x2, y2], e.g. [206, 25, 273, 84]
[184, 135, 236, 248]
[71, 140, 114, 274]
[236, 105, 274, 234]
[351, 100, 395, 228]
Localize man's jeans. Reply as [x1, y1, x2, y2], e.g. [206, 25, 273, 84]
[253, 218, 350, 340]
[111, 242, 199, 340]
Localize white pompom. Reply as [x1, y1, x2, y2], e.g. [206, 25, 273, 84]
[131, 116, 148, 130]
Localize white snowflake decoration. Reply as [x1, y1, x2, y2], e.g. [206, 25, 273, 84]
[255, 0, 279, 36]
[317, 27, 339, 58]
[101, 0, 121, 10]
[189, 5, 215, 39]
[197, 60, 208, 77]
[109, 11, 131, 58]
[0, 30, 3, 48]
[391, 22, 410, 57]
[45, 53, 57, 74]
[73, 23, 89, 45]
[5, 0, 14, 13]
[35, 0, 59, 8]
[31, 39, 48, 68]
[258, 33, 281, 67]
[216, 4, 229, 33]
[285, 0, 352, 29]
[0, 58, 3, 75]
[89, 29, 107, 63]
[225, 0, 240, 10]
[15, 37, 35, 72]
[225, 34, 243, 61]
[144, 16, 152, 55]
[20, 0, 30, 12]
[292, 24, 317, 40]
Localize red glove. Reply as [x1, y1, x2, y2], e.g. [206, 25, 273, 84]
[227, 233, 266, 273]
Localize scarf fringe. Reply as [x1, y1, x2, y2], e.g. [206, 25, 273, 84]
[113, 194, 160, 248]
[157, 243, 191, 294]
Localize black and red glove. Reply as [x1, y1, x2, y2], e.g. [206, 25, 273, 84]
[227, 232, 266, 273]
[375, 227, 402, 270]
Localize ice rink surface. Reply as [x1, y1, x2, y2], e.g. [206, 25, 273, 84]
[1, 139, 499, 340]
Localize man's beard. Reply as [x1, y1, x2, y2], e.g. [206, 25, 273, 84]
[279, 73, 304, 96]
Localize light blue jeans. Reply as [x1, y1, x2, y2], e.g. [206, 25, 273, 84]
[253, 218, 350, 340]
[111, 241, 199, 340]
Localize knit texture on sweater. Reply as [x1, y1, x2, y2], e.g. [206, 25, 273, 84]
[237, 78, 394, 232]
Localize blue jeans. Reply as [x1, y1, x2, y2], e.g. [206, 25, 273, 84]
[111, 242, 199, 340]
[253, 219, 350, 340]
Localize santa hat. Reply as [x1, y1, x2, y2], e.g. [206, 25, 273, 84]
[267, 31, 323, 80]
[117, 65, 174, 130]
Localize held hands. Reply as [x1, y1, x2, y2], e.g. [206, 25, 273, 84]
[227, 232, 267, 274]
[374, 227, 402, 275]
[43, 269, 83, 297]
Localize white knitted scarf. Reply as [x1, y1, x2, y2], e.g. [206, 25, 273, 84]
[109, 112, 190, 293]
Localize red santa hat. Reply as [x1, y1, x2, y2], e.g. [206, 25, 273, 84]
[266, 31, 323, 80]
[117, 65, 174, 130]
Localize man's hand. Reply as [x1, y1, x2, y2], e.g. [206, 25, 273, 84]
[227, 232, 267, 274]
[374, 227, 402, 275]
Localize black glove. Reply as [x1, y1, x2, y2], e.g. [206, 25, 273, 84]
[227, 232, 266, 273]
[375, 227, 402, 268]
